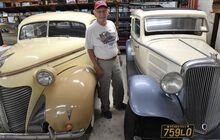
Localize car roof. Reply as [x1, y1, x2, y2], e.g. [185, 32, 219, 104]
[131, 9, 207, 18]
[19, 11, 95, 28]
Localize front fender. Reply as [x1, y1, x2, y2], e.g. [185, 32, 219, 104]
[128, 75, 184, 123]
[43, 66, 96, 132]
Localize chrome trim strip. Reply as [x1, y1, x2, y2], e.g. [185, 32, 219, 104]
[0, 129, 85, 140]
[182, 58, 220, 73]
[179, 39, 208, 57]
[53, 52, 85, 68]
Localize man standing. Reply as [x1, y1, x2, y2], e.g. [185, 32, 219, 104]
[85, 0, 126, 119]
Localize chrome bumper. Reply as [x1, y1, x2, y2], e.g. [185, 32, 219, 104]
[0, 129, 85, 140]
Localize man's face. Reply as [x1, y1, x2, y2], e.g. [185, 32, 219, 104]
[94, 7, 109, 21]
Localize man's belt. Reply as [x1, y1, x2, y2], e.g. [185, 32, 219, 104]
[97, 55, 117, 61]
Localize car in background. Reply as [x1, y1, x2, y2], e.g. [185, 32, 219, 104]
[0, 12, 96, 140]
[0, 23, 17, 45]
[125, 9, 220, 140]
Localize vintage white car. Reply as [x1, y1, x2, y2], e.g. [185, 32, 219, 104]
[125, 9, 220, 140]
[0, 12, 96, 140]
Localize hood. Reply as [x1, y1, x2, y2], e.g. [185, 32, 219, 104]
[0, 38, 85, 74]
[147, 38, 220, 66]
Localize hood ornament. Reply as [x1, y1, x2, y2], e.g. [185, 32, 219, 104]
[210, 53, 219, 61]
[66, 109, 73, 120]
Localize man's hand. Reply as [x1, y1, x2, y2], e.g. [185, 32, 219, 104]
[87, 49, 104, 78]
[95, 66, 104, 79]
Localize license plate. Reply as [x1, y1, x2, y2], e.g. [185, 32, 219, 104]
[161, 124, 194, 138]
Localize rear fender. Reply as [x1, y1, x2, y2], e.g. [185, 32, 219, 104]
[128, 75, 184, 123]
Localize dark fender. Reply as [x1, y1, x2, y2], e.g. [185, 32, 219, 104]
[128, 75, 184, 123]
[126, 39, 140, 79]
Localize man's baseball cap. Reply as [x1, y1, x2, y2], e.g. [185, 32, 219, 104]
[94, 1, 108, 10]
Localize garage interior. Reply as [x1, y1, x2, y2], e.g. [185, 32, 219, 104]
[1, 0, 220, 140]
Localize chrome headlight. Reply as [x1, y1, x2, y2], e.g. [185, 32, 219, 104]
[160, 72, 183, 94]
[35, 68, 56, 86]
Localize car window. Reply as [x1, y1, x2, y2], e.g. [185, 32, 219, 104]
[48, 21, 86, 38]
[132, 18, 140, 37]
[19, 22, 47, 40]
[145, 17, 208, 35]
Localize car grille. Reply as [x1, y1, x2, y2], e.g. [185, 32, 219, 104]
[183, 65, 220, 134]
[0, 86, 32, 132]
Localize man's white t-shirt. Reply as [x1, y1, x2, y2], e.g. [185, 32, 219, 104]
[85, 20, 119, 59]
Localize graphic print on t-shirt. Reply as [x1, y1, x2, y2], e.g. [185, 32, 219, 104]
[99, 31, 116, 45]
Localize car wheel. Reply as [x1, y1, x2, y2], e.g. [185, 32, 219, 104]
[124, 103, 137, 140]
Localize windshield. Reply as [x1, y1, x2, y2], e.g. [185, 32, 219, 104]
[19, 22, 47, 40]
[145, 17, 208, 35]
[19, 21, 86, 40]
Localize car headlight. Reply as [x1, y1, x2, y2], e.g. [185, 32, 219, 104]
[160, 72, 183, 94]
[35, 68, 56, 86]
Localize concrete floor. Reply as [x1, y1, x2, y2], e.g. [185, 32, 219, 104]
[89, 54, 128, 140]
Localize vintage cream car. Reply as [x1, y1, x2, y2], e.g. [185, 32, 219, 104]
[0, 12, 96, 139]
[125, 9, 220, 140]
